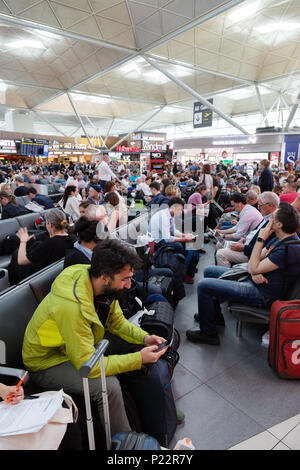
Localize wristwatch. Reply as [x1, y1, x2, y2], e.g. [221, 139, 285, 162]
[256, 237, 264, 243]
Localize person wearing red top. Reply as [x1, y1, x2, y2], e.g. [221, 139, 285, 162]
[292, 194, 300, 213]
[279, 181, 298, 205]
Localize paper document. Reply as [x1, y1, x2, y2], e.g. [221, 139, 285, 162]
[0, 389, 63, 436]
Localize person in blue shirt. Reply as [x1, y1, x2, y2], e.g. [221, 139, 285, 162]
[129, 170, 139, 188]
[27, 187, 54, 209]
[147, 182, 169, 208]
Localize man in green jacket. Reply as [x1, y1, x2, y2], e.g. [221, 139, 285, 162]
[22, 239, 168, 436]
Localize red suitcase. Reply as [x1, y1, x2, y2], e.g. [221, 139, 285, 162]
[269, 300, 300, 379]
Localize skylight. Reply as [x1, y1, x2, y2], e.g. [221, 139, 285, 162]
[6, 40, 46, 49]
[228, 0, 261, 21]
[253, 22, 300, 34]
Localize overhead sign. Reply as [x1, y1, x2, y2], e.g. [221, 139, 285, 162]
[150, 152, 165, 159]
[116, 145, 141, 153]
[194, 100, 213, 128]
[0, 140, 16, 154]
[143, 141, 166, 152]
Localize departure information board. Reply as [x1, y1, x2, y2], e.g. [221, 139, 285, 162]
[15, 138, 49, 156]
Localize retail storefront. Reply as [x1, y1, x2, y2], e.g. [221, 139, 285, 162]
[173, 134, 283, 168]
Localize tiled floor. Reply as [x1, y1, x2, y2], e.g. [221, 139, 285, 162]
[170, 242, 300, 450]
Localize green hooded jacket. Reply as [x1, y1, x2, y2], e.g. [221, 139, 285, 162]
[22, 264, 148, 378]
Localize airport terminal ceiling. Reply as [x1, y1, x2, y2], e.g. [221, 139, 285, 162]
[0, 0, 299, 139]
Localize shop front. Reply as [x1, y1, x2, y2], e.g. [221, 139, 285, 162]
[173, 134, 283, 168]
[130, 132, 167, 173]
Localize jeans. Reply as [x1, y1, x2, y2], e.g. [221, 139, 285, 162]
[220, 221, 233, 229]
[197, 266, 268, 335]
[170, 242, 199, 278]
[185, 249, 200, 278]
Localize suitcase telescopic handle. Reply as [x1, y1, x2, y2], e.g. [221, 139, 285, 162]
[79, 339, 109, 378]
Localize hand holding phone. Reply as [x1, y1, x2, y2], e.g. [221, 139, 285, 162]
[155, 340, 169, 352]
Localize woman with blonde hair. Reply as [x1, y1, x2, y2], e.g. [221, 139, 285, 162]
[8, 209, 76, 284]
[165, 184, 179, 199]
[250, 185, 261, 195]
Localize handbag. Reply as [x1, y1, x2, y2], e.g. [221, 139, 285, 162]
[219, 262, 250, 282]
[0, 391, 78, 450]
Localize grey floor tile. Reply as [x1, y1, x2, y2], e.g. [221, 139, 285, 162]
[172, 363, 203, 400]
[176, 330, 260, 383]
[229, 431, 279, 450]
[170, 384, 265, 450]
[206, 351, 300, 429]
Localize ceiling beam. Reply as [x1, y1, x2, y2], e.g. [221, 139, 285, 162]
[67, 92, 93, 147]
[109, 106, 165, 151]
[22, 0, 247, 110]
[254, 83, 269, 127]
[31, 109, 68, 137]
[104, 119, 115, 147]
[143, 55, 250, 135]
[0, 13, 136, 55]
[284, 91, 300, 132]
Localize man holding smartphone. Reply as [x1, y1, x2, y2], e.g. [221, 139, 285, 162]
[215, 192, 263, 241]
[23, 239, 169, 437]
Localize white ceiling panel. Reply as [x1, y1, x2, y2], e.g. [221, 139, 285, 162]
[0, 0, 299, 137]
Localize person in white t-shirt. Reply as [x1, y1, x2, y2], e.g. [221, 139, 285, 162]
[96, 155, 120, 191]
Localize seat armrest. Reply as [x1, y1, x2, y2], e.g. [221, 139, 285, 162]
[0, 366, 27, 381]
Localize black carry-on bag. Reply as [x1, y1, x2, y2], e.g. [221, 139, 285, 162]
[79, 340, 161, 450]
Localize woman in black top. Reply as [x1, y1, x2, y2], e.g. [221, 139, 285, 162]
[8, 208, 76, 284]
[64, 217, 99, 268]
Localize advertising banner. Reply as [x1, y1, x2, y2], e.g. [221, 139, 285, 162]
[284, 135, 300, 165]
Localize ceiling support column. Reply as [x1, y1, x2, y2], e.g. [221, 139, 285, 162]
[143, 56, 249, 135]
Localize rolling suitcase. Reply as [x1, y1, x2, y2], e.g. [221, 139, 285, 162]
[268, 300, 300, 379]
[119, 359, 177, 448]
[79, 340, 161, 450]
[268, 240, 300, 379]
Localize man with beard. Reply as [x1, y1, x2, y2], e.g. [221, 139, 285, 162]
[22, 239, 168, 436]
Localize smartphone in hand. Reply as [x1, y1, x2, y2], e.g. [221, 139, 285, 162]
[155, 340, 169, 352]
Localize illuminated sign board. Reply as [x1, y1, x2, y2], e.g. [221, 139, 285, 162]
[116, 145, 141, 153]
[0, 140, 17, 154]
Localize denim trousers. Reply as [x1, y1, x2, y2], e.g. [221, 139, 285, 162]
[161, 241, 199, 278]
[220, 221, 234, 230]
[197, 266, 268, 335]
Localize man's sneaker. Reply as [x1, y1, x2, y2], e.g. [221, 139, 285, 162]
[176, 408, 185, 425]
[184, 275, 194, 284]
[186, 329, 220, 346]
[194, 313, 225, 326]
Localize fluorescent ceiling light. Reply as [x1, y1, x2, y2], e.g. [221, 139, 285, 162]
[144, 71, 169, 84]
[73, 94, 111, 104]
[254, 22, 300, 34]
[222, 88, 254, 100]
[120, 60, 141, 74]
[228, 0, 261, 21]
[164, 106, 182, 114]
[6, 39, 45, 49]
